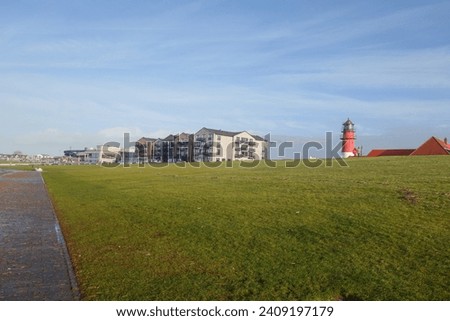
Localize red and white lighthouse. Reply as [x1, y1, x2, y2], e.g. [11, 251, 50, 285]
[341, 118, 357, 158]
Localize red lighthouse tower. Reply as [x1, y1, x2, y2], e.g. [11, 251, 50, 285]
[341, 118, 357, 158]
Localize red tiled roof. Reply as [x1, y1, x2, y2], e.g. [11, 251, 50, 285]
[435, 137, 450, 150]
[411, 136, 450, 156]
[368, 137, 450, 157]
[367, 149, 415, 157]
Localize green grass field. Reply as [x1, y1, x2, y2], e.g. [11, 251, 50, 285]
[42, 157, 450, 301]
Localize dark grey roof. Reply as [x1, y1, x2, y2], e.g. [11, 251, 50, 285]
[252, 135, 266, 141]
[174, 132, 192, 139]
[163, 134, 176, 141]
[343, 118, 354, 126]
[203, 128, 240, 137]
[201, 127, 266, 140]
[138, 137, 157, 142]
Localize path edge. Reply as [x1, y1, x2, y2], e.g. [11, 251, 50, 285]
[39, 172, 81, 301]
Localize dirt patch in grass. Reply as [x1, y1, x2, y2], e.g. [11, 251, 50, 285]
[152, 231, 167, 238]
[400, 188, 420, 205]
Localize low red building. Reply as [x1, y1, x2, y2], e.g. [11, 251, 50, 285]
[368, 136, 450, 157]
[367, 149, 415, 157]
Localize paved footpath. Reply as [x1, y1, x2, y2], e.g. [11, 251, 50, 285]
[0, 170, 79, 300]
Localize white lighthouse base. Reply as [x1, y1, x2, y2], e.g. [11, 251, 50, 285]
[342, 152, 355, 158]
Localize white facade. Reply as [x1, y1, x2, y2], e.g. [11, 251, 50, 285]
[233, 131, 266, 161]
[76, 145, 122, 164]
[194, 128, 267, 162]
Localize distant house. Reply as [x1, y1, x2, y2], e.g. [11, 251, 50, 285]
[64, 149, 87, 157]
[193, 127, 267, 162]
[74, 145, 120, 164]
[368, 136, 450, 157]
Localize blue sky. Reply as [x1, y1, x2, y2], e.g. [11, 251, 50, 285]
[1, 0, 449, 155]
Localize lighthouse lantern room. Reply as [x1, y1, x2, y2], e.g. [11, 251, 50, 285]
[341, 118, 357, 158]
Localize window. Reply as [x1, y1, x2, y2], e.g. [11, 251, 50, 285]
[217, 135, 221, 141]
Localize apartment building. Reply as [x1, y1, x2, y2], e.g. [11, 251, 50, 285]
[152, 137, 172, 163]
[193, 127, 267, 162]
[174, 133, 194, 162]
[149, 133, 194, 163]
[136, 137, 157, 163]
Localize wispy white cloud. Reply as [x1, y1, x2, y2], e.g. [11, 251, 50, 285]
[97, 127, 145, 140]
[263, 46, 450, 90]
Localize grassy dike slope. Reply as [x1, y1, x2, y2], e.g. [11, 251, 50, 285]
[42, 157, 450, 300]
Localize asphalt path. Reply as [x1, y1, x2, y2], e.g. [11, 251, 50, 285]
[0, 170, 79, 300]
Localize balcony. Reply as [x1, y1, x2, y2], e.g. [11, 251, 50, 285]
[249, 141, 256, 146]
